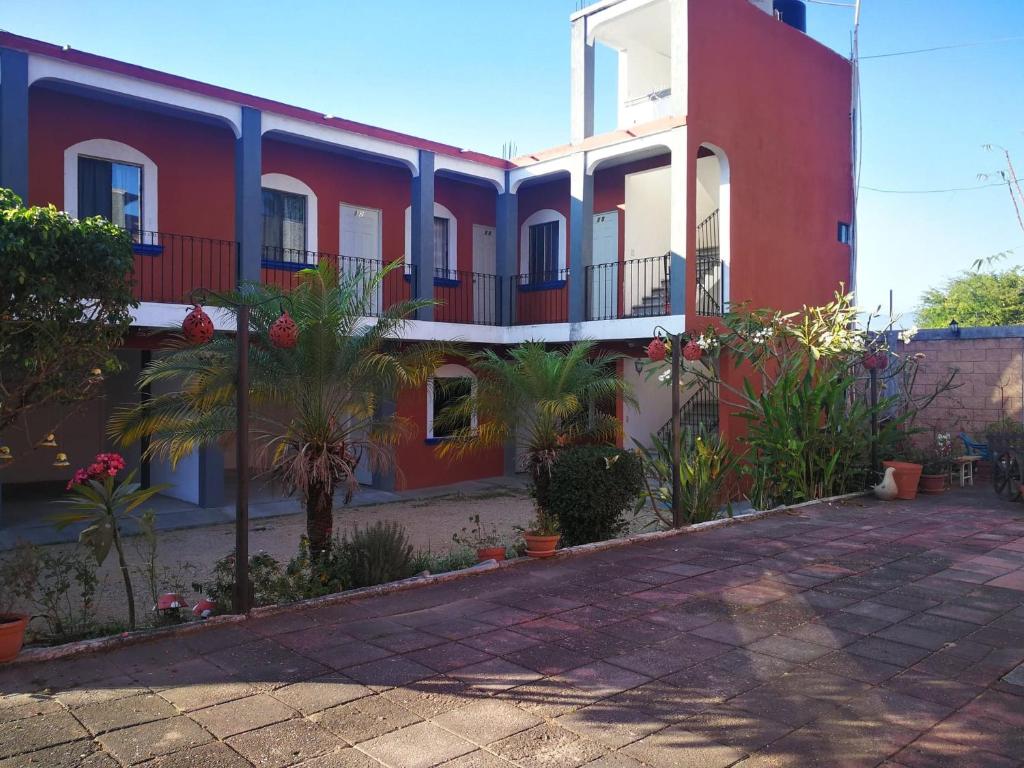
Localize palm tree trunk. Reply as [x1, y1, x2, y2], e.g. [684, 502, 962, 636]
[111, 526, 136, 631]
[306, 480, 334, 556]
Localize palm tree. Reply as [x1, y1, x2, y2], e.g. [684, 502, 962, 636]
[111, 261, 446, 555]
[435, 340, 633, 509]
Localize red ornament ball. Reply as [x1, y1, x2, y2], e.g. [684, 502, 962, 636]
[269, 310, 299, 349]
[182, 304, 214, 345]
[646, 337, 668, 362]
[864, 351, 888, 371]
[683, 340, 704, 361]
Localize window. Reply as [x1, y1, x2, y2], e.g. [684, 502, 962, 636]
[262, 188, 308, 261]
[434, 216, 452, 277]
[528, 220, 559, 283]
[837, 221, 852, 245]
[427, 364, 478, 440]
[77, 157, 141, 232]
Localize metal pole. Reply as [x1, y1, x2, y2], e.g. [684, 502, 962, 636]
[234, 302, 251, 615]
[671, 332, 682, 528]
[869, 366, 879, 475]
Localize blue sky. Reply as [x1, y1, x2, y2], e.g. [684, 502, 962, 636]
[4, 0, 1023, 323]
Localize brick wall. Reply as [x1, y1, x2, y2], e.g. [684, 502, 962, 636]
[897, 329, 1024, 440]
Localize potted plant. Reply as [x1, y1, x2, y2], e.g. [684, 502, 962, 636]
[521, 508, 560, 558]
[917, 432, 952, 494]
[0, 546, 35, 662]
[452, 514, 506, 563]
[881, 436, 924, 500]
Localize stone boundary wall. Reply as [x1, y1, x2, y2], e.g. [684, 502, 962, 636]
[896, 326, 1024, 440]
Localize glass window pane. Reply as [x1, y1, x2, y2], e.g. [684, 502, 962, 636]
[432, 377, 473, 438]
[110, 162, 141, 233]
[433, 216, 449, 274]
[262, 188, 307, 259]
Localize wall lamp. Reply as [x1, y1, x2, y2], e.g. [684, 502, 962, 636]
[949, 319, 961, 338]
[634, 359, 644, 375]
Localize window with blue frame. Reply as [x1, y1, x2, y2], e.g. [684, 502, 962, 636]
[78, 157, 141, 233]
[528, 220, 559, 284]
[434, 216, 453, 278]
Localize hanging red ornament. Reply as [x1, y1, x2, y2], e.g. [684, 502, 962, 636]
[646, 337, 668, 362]
[683, 340, 704, 361]
[182, 304, 215, 345]
[269, 310, 299, 349]
[863, 351, 888, 371]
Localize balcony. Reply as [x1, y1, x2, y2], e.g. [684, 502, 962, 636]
[585, 255, 670, 321]
[509, 269, 571, 325]
[433, 268, 503, 326]
[131, 230, 236, 303]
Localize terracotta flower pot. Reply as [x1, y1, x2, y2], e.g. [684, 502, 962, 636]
[918, 474, 947, 494]
[882, 461, 923, 500]
[476, 546, 506, 563]
[524, 534, 560, 558]
[0, 614, 29, 663]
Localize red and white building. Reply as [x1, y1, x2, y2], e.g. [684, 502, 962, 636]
[0, 0, 853, 509]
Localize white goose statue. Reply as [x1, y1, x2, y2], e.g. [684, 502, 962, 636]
[873, 466, 899, 501]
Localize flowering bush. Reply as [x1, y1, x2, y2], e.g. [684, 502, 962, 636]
[67, 452, 126, 490]
[916, 432, 953, 474]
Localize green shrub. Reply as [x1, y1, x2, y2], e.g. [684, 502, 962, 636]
[408, 548, 477, 575]
[343, 521, 414, 588]
[285, 535, 351, 599]
[195, 551, 293, 612]
[546, 445, 644, 546]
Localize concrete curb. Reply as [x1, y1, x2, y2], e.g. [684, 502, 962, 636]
[5, 490, 869, 665]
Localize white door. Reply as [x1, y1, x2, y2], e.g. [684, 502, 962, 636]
[591, 211, 618, 320]
[340, 204, 382, 316]
[472, 224, 497, 324]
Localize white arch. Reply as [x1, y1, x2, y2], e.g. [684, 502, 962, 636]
[697, 142, 731, 307]
[426, 363, 478, 440]
[519, 208, 567, 275]
[261, 173, 318, 252]
[404, 202, 457, 273]
[63, 138, 158, 232]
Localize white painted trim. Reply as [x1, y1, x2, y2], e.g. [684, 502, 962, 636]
[426, 363, 478, 440]
[434, 154, 505, 192]
[699, 142, 730, 307]
[63, 138, 158, 231]
[261, 173, 318, 253]
[262, 112, 418, 175]
[404, 202, 457, 273]
[29, 55, 242, 137]
[509, 155, 577, 194]
[586, 133, 673, 174]
[519, 209, 567, 274]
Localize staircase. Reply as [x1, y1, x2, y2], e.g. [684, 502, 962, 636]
[629, 271, 671, 317]
[656, 378, 720, 448]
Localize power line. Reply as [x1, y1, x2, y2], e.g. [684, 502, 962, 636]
[862, 181, 1012, 194]
[861, 35, 1024, 61]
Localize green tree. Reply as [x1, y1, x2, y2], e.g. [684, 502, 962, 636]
[0, 189, 135, 434]
[435, 341, 633, 512]
[917, 267, 1024, 328]
[111, 261, 445, 555]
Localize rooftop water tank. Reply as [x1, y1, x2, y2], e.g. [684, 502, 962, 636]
[773, 0, 807, 32]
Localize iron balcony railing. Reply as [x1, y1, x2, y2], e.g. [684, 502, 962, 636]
[657, 378, 720, 449]
[585, 254, 671, 321]
[696, 209, 724, 317]
[131, 230, 237, 303]
[509, 268, 570, 325]
[433, 268, 503, 326]
[260, 247, 417, 317]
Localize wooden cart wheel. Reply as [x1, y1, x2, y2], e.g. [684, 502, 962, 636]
[993, 452, 1021, 500]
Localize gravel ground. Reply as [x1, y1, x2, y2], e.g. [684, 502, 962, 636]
[2, 487, 536, 636]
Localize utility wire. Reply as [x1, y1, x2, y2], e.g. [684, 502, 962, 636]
[862, 180, 1016, 194]
[861, 35, 1024, 60]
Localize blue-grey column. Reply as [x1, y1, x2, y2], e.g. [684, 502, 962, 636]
[568, 158, 593, 324]
[495, 183, 517, 327]
[197, 447, 225, 508]
[235, 106, 262, 284]
[0, 48, 30, 201]
[372, 398, 397, 492]
[668, 127, 687, 315]
[410, 150, 435, 321]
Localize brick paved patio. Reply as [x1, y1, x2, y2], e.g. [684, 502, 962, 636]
[2, 488, 1023, 767]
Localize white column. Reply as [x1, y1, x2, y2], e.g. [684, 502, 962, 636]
[668, 126, 688, 315]
[570, 16, 595, 145]
[669, 0, 689, 119]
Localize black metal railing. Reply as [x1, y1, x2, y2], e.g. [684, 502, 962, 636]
[433, 269, 503, 325]
[657, 378, 720, 448]
[131, 230, 237, 303]
[585, 255, 671, 321]
[260, 247, 417, 317]
[696, 209, 724, 316]
[509, 268, 570, 325]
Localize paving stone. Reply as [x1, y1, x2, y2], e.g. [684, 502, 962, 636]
[96, 715, 213, 765]
[285, 747, 386, 767]
[681, 705, 794, 753]
[580, 754, 647, 768]
[381, 677, 479, 718]
[496, 679, 596, 718]
[460, 630, 539, 655]
[207, 640, 332, 687]
[272, 673, 373, 715]
[139, 656, 256, 711]
[808, 650, 903, 684]
[403, 641, 495, 674]
[190, 693, 295, 738]
[845, 637, 932, 667]
[74, 692, 179, 735]
[433, 698, 541, 745]
[490, 723, 606, 768]
[0, 694, 62, 723]
[359, 720, 476, 768]
[0, 739, 113, 768]
[555, 702, 665, 749]
[450, 658, 543, 692]
[474, 605, 540, 627]
[624, 724, 745, 768]
[0, 710, 90, 760]
[52, 676, 147, 709]
[344, 655, 436, 690]
[503, 642, 592, 676]
[746, 636, 833, 663]
[557, 662, 650, 698]
[893, 732, 1019, 768]
[227, 718, 344, 768]
[301, 640, 395, 670]
[926, 710, 1024, 759]
[137, 741, 254, 767]
[312, 694, 421, 744]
